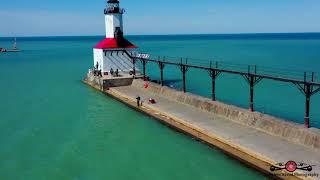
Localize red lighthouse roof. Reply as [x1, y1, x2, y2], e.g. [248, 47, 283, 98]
[94, 38, 137, 49]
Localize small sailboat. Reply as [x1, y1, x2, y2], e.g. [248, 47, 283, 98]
[0, 38, 21, 53]
[13, 37, 17, 50]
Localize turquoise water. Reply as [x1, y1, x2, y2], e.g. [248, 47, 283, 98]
[0, 36, 267, 179]
[135, 34, 320, 128]
[1, 33, 319, 179]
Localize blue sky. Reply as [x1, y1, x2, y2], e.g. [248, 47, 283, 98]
[1, 0, 320, 36]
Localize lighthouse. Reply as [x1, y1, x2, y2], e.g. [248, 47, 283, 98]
[93, 0, 137, 76]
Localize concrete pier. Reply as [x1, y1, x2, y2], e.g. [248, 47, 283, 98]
[83, 75, 320, 180]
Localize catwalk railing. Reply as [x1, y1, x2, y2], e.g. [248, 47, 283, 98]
[124, 51, 320, 128]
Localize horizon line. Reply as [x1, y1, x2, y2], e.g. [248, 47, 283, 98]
[1, 32, 320, 38]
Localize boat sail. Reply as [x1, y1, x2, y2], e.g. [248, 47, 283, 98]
[0, 37, 20, 53]
[13, 38, 17, 50]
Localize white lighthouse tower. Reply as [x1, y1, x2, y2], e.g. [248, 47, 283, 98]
[93, 0, 137, 76]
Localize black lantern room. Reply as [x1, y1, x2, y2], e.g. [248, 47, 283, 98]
[105, 0, 124, 14]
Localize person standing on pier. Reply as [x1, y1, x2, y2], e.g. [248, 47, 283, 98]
[115, 69, 119, 77]
[136, 96, 141, 107]
[96, 62, 99, 70]
[110, 68, 114, 76]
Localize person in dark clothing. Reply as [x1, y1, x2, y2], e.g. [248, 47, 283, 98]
[136, 96, 141, 107]
[115, 69, 119, 77]
[110, 68, 114, 76]
[96, 62, 99, 70]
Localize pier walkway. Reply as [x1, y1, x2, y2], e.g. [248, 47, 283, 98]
[84, 75, 320, 179]
[129, 53, 320, 128]
[110, 81, 320, 180]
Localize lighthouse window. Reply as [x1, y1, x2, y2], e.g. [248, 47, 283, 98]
[109, 3, 119, 8]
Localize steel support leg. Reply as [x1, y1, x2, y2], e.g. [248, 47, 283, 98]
[180, 65, 188, 93]
[249, 76, 254, 112]
[208, 65, 221, 101]
[293, 82, 320, 128]
[212, 75, 216, 101]
[158, 62, 165, 86]
[160, 68, 164, 86]
[305, 85, 311, 128]
[182, 66, 186, 93]
[142, 60, 146, 79]
[243, 75, 262, 112]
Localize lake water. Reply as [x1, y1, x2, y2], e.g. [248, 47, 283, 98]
[1, 33, 320, 179]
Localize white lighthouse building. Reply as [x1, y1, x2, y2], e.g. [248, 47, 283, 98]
[93, 0, 137, 75]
